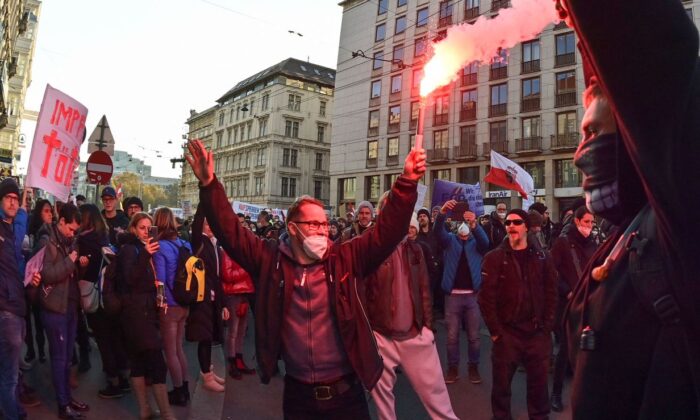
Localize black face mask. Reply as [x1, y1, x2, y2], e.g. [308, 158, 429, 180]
[574, 133, 623, 223]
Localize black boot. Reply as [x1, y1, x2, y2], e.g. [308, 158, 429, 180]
[168, 385, 187, 406]
[182, 380, 190, 402]
[228, 357, 242, 380]
[235, 353, 256, 375]
[551, 393, 563, 412]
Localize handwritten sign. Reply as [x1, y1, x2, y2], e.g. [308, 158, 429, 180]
[232, 201, 287, 222]
[25, 85, 87, 202]
[431, 179, 485, 217]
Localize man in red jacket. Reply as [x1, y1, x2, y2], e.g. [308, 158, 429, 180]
[186, 139, 426, 419]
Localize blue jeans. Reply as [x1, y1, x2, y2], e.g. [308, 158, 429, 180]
[445, 293, 481, 366]
[0, 310, 25, 420]
[42, 307, 78, 407]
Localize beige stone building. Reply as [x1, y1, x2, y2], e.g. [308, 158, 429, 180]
[0, 0, 41, 175]
[182, 106, 217, 210]
[331, 0, 700, 219]
[208, 58, 334, 210]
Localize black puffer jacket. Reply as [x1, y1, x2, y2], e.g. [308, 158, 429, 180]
[483, 212, 506, 251]
[550, 226, 597, 299]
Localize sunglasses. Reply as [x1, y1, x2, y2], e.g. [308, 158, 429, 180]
[504, 219, 525, 226]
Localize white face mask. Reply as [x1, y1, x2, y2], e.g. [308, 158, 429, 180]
[577, 225, 593, 238]
[293, 223, 328, 260]
[457, 222, 470, 237]
[497, 211, 507, 220]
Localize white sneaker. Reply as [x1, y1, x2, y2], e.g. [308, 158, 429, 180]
[201, 371, 225, 392]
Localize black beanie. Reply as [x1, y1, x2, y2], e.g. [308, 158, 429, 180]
[506, 209, 530, 229]
[529, 202, 547, 216]
[124, 196, 144, 210]
[0, 178, 19, 200]
[417, 207, 431, 220]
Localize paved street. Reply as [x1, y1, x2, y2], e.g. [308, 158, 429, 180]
[23, 317, 572, 420]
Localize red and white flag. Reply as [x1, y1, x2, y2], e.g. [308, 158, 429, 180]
[484, 150, 534, 199]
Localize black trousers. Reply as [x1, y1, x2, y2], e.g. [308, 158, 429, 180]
[283, 375, 370, 420]
[86, 309, 129, 378]
[24, 300, 45, 359]
[552, 299, 569, 396]
[491, 329, 551, 420]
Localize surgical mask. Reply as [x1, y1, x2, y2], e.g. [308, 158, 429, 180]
[577, 226, 593, 238]
[497, 211, 507, 219]
[293, 223, 328, 260]
[457, 222, 470, 237]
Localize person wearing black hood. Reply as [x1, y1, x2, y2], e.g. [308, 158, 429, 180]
[549, 206, 598, 412]
[123, 196, 144, 219]
[482, 202, 507, 252]
[415, 207, 443, 318]
[328, 219, 342, 243]
[100, 187, 129, 246]
[556, 1, 700, 418]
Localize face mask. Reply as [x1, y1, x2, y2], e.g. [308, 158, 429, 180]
[293, 223, 328, 261]
[577, 225, 593, 238]
[457, 222, 470, 237]
[574, 133, 622, 222]
[497, 211, 507, 220]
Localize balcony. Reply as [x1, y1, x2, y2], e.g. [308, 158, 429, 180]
[551, 132, 580, 151]
[484, 140, 509, 156]
[433, 113, 449, 126]
[460, 106, 477, 121]
[555, 91, 577, 107]
[492, 0, 510, 12]
[521, 60, 540, 74]
[366, 157, 378, 168]
[465, 7, 479, 20]
[461, 72, 477, 86]
[438, 15, 452, 28]
[515, 137, 543, 154]
[555, 52, 576, 67]
[386, 154, 399, 166]
[489, 103, 507, 117]
[369, 97, 381, 108]
[489, 66, 507, 80]
[427, 147, 450, 162]
[454, 144, 478, 161]
[521, 96, 541, 112]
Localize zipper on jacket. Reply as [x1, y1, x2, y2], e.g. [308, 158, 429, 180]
[354, 276, 380, 356]
[304, 268, 315, 383]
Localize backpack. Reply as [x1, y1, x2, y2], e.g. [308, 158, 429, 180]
[100, 245, 125, 315]
[170, 241, 205, 306]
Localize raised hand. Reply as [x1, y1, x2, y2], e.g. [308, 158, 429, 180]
[185, 139, 215, 187]
[441, 199, 457, 215]
[402, 148, 427, 182]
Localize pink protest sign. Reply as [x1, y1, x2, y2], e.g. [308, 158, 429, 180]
[25, 85, 88, 202]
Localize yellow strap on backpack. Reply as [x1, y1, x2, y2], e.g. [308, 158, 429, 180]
[185, 257, 206, 302]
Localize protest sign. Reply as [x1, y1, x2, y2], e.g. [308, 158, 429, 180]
[431, 179, 485, 217]
[232, 201, 287, 222]
[25, 85, 88, 202]
[414, 183, 428, 212]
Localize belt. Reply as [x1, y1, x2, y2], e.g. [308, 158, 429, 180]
[286, 374, 358, 401]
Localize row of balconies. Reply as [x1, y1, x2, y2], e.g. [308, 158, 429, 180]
[366, 133, 580, 168]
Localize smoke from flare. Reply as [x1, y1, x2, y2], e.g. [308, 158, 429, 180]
[420, 0, 559, 97]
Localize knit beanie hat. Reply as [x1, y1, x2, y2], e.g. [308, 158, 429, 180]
[529, 202, 547, 216]
[417, 207, 431, 220]
[0, 178, 19, 200]
[528, 210, 544, 228]
[357, 200, 375, 218]
[123, 196, 144, 210]
[506, 209, 530, 229]
[409, 213, 419, 230]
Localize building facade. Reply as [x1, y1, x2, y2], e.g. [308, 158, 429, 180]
[182, 106, 217, 209]
[206, 57, 334, 210]
[0, 0, 41, 175]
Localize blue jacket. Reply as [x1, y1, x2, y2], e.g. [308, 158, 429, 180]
[0, 214, 25, 317]
[433, 213, 489, 293]
[153, 238, 191, 306]
[0, 207, 27, 274]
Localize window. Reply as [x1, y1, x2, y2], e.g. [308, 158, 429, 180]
[285, 120, 300, 138]
[434, 94, 449, 125]
[368, 110, 380, 136]
[397, 0, 407, 7]
[460, 125, 476, 146]
[236, 106, 240, 120]
[366, 175, 381, 200]
[395, 16, 407, 34]
[216, 132, 223, 148]
[490, 121, 507, 143]
[371, 80, 382, 99]
[461, 89, 477, 121]
[385, 173, 400, 188]
[392, 44, 404, 66]
[465, 0, 479, 18]
[281, 177, 297, 197]
[521, 77, 541, 111]
[414, 37, 427, 57]
[522, 161, 545, 189]
[557, 111, 577, 135]
[367, 140, 379, 161]
[317, 125, 325, 142]
[315, 153, 323, 170]
[229, 108, 235, 123]
[462, 62, 478, 85]
[375, 23, 386, 42]
[556, 71, 577, 107]
[314, 180, 323, 199]
[490, 48, 508, 80]
[373, 51, 384, 70]
[247, 122, 252, 140]
[458, 167, 479, 184]
[258, 118, 268, 137]
[417, 7, 429, 27]
[387, 137, 399, 157]
[378, 0, 388, 15]
[227, 129, 232, 145]
[490, 83, 508, 116]
[219, 111, 225, 126]
[241, 124, 246, 140]
[282, 148, 290, 166]
[261, 94, 269, 110]
[410, 101, 420, 129]
[555, 159, 582, 188]
[288, 94, 301, 111]
[319, 101, 327, 117]
[339, 178, 356, 201]
[250, 99, 255, 114]
[522, 40, 540, 73]
[434, 129, 449, 149]
[522, 116, 541, 138]
[390, 74, 402, 94]
[555, 32, 576, 66]
[389, 105, 401, 132]
[256, 148, 266, 166]
[439, 1, 453, 27]
[432, 169, 451, 182]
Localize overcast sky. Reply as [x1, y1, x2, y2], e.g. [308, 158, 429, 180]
[19, 0, 343, 177]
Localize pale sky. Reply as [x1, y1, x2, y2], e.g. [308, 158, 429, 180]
[20, 0, 343, 177]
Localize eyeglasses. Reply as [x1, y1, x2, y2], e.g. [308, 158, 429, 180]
[504, 219, 525, 226]
[294, 221, 330, 232]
